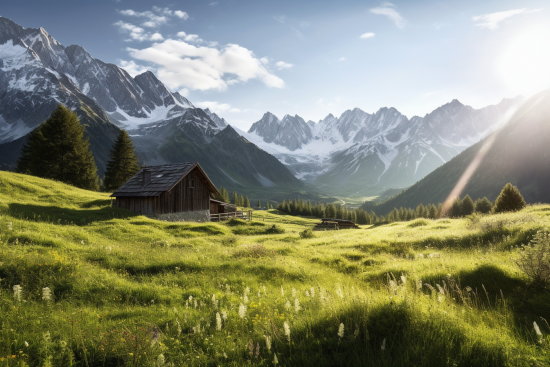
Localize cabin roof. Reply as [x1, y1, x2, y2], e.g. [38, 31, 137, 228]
[111, 163, 219, 197]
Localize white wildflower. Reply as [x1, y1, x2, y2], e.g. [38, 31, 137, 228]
[212, 294, 216, 303]
[185, 300, 189, 309]
[285, 300, 291, 311]
[222, 311, 228, 320]
[534, 321, 543, 337]
[294, 298, 301, 312]
[156, 354, 165, 366]
[42, 287, 52, 302]
[292, 288, 296, 298]
[283, 321, 291, 342]
[24, 341, 29, 347]
[281, 286, 284, 297]
[216, 312, 222, 331]
[337, 323, 345, 338]
[400, 275, 406, 285]
[175, 319, 182, 336]
[310, 287, 315, 298]
[265, 335, 272, 351]
[244, 294, 249, 303]
[305, 290, 310, 297]
[381, 338, 386, 350]
[258, 291, 261, 298]
[273, 354, 279, 365]
[13, 285, 22, 301]
[239, 303, 247, 319]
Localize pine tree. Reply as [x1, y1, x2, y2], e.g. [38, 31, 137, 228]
[428, 204, 437, 219]
[450, 198, 462, 218]
[416, 204, 426, 218]
[257, 199, 261, 208]
[103, 130, 140, 191]
[232, 192, 239, 206]
[17, 104, 98, 190]
[474, 197, 493, 214]
[461, 195, 474, 216]
[244, 196, 251, 208]
[494, 183, 526, 213]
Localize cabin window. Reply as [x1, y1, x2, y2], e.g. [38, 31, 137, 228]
[189, 179, 195, 189]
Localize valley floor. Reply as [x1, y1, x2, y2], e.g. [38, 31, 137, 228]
[1, 171, 549, 366]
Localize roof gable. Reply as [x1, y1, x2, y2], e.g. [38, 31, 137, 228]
[111, 163, 219, 197]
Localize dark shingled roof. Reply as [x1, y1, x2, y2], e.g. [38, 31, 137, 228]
[110, 163, 219, 197]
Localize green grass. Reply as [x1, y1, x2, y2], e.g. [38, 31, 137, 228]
[1, 170, 550, 366]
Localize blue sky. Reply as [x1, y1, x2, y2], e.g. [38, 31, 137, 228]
[2, 0, 549, 130]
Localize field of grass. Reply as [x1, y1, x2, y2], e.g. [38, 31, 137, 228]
[1, 170, 550, 366]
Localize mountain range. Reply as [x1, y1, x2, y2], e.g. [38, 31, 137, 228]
[241, 97, 523, 196]
[0, 16, 301, 193]
[364, 90, 550, 215]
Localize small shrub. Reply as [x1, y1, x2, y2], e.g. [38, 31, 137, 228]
[299, 228, 315, 239]
[265, 224, 285, 234]
[225, 218, 248, 226]
[516, 230, 550, 285]
[151, 240, 170, 248]
[220, 235, 238, 247]
[474, 197, 493, 213]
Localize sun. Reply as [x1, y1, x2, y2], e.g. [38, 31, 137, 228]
[497, 26, 550, 95]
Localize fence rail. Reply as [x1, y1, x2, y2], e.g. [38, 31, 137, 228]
[210, 211, 252, 222]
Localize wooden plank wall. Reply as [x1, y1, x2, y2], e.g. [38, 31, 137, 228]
[115, 168, 211, 215]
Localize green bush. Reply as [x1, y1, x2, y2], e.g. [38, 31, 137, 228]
[299, 228, 316, 239]
[265, 224, 285, 234]
[516, 230, 550, 285]
[474, 197, 493, 213]
[494, 183, 526, 213]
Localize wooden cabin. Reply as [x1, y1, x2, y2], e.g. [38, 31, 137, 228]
[314, 218, 359, 230]
[111, 163, 220, 216]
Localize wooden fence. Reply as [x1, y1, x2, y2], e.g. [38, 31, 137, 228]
[210, 210, 252, 222]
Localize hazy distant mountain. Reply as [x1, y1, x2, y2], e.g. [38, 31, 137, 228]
[366, 90, 550, 214]
[0, 16, 301, 192]
[243, 97, 523, 195]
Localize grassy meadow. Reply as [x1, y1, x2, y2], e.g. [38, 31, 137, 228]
[1, 170, 550, 366]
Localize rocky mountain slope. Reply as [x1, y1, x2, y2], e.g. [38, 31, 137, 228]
[243, 97, 523, 196]
[365, 90, 550, 214]
[0, 16, 301, 192]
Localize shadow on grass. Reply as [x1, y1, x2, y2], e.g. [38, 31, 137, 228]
[8, 203, 139, 225]
[275, 301, 509, 367]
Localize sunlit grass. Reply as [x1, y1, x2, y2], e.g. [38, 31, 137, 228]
[1, 170, 550, 366]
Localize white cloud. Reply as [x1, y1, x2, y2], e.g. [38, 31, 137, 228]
[118, 60, 153, 77]
[273, 15, 286, 23]
[432, 23, 444, 30]
[176, 32, 203, 44]
[260, 57, 269, 65]
[293, 28, 305, 40]
[472, 8, 542, 30]
[370, 3, 406, 29]
[118, 7, 188, 28]
[360, 32, 375, 38]
[196, 101, 241, 113]
[174, 10, 189, 19]
[114, 21, 165, 42]
[275, 61, 293, 70]
[127, 39, 285, 91]
[209, 2, 219, 6]
[300, 21, 310, 27]
[338, 57, 346, 61]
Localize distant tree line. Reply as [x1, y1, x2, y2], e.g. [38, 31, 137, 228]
[16, 104, 140, 192]
[276, 183, 526, 224]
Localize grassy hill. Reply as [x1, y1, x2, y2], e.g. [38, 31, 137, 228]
[367, 90, 550, 215]
[1, 170, 550, 366]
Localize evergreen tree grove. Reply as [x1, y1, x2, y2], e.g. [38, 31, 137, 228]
[104, 130, 140, 191]
[17, 104, 99, 191]
[461, 195, 474, 216]
[474, 197, 493, 214]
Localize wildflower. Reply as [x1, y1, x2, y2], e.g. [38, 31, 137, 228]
[248, 340, 254, 355]
[258, 291, 261, 298]
[42, 287, 52, 302]
[212, 294, 216, 303]
[534, 321, 543, 338]
[389, 280, 397, 293]
[338, 323, 345, 338]
[400, 275, 406, 285]
[305, 290, 310, 297]
[156, 354, 165, 366]
[216, 312, 222, 331]
[281, 286, 284, 297]
[381, 338, 386, 351]
[175, 319, 182, 336]
[283, 321, 291, 342]
[13, 285, 22, 302]
[273, 354, 279, 365]
[265, 335, 272, 351]
[310, 287, 315, 298]
[292, 288, 296, 298]
[24, 341, 29, 347]
[151, 327, 160, 345]
[185, 300, 189, 309]
[263, 286, 267, 294]
[285, 300, 291, 311]
[239, 303, 247, 319]
[244, 294, 249, 303]
[294, 298, 301, 312]
[255, 342, 260, 357]
[222, 311, 228, 320]
[223, 352, 228, 358]
[194, 300, 197, 308]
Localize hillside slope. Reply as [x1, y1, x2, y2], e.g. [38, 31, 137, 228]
[368, 90, 550, 214]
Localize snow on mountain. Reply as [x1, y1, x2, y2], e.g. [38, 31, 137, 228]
[245, 97, 524, 194]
